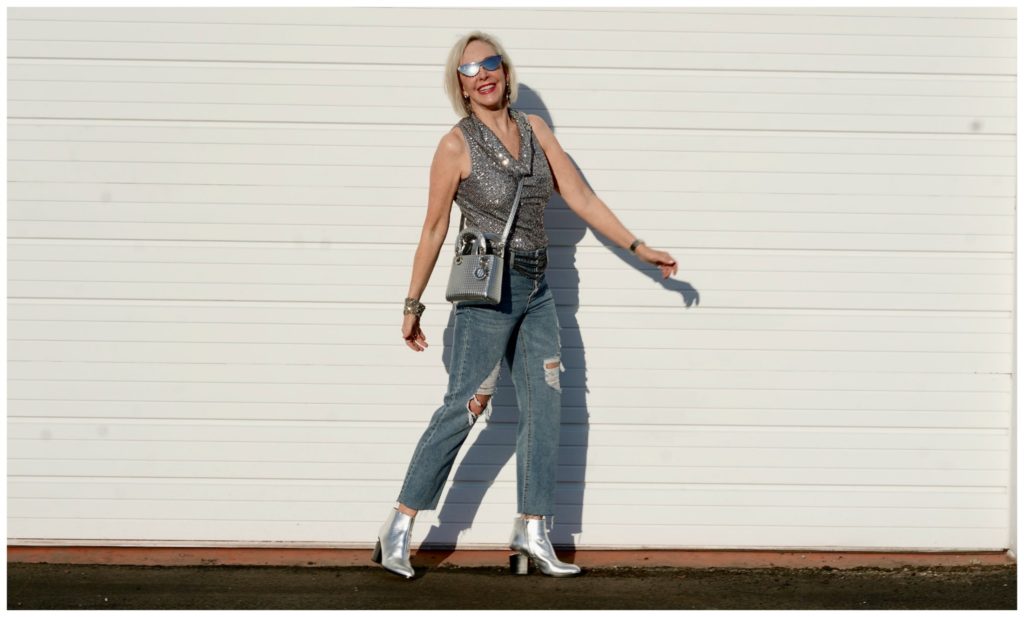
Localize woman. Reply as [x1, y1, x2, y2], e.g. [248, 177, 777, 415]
[371, 31, 678, 579]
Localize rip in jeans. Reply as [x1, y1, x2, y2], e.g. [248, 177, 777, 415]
[467, 360, 502, 425]
[543, 356, 563, 392]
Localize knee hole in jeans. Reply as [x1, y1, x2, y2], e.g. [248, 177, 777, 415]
[543, 357, 562, 392]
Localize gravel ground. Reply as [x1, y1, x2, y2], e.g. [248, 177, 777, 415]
[7, 562, 1016, 610]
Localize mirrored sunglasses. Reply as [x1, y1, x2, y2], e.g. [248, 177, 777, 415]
[457, 54, 502, 77]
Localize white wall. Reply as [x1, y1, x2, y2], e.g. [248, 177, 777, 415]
[8, 7, 1016, 551]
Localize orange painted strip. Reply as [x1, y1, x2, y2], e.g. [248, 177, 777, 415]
[7, 546, 1014, 569]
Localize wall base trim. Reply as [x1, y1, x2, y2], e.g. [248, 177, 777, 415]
[8, 546, 1015, 569]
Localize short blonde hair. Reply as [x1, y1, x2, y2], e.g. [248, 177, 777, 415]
[443, 31, 518, 118]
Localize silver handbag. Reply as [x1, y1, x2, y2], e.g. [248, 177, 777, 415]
[445, 177, 526, 304]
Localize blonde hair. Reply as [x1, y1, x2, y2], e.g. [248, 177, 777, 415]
[443, 31, 518, 118]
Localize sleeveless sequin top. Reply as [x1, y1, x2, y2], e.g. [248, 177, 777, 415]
[454, 108, 554, 252]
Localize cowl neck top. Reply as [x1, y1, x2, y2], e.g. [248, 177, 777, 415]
[454, 108, 554, 252]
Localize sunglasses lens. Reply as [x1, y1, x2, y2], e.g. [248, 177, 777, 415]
[458, 55, 501, 77]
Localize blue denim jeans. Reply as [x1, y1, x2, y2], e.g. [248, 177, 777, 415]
[397, 247, 563, 517]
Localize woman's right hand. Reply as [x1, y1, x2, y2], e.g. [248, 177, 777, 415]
[402, 313, 428, 352]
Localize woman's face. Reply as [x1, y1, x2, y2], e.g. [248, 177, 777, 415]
[458, 40, 506, 112]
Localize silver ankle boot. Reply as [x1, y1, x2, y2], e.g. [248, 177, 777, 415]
[370, 507, 415, 578]
[508, 515, 582, 577]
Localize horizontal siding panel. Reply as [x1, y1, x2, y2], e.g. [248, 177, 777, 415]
[4, 299, 1015, 328]
[8, 281, 1011, 311]
[7, 224, 1014, 254]
[7, 362, 1013, 392]
[9, 79, 1016, 123]
[7, 64, 1017, 116]
[8, 421, 1010, 450]
[8, 382, 1011, 414]
[7, 498, 1008, 532]
[8, 120, 1016, 162]
[7, 457, 1011, 488]
[8, 101, 1016, 133]
[9, 161, 1015, 196]
[9, 178, 1015, 216]
[8, 355, 1013, 388]
[7, 40, 1015, 77]
[9, 243, 1015, 275]
[9, 322, 1013, 354]
[9, 7, 1015, 34]
[9, 478, 1008, 510]
[8, 14, 1015, 58]
[6, 309, 1015, 351]
[10, 440, 1010, 472]
[10, 141, 1018, 179]
[9, 341, 1011, 375]
[9, 204, 1014, 238]
[7, 400, 1011, 432]
[13, 260, 1011, 297]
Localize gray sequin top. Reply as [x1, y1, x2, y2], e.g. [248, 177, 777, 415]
[454, 108, 554, 252]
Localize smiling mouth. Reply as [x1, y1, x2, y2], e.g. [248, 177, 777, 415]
[478, 83, 496, 94]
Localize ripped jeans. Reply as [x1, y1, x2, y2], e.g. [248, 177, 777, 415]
[397, 247, 564, 517]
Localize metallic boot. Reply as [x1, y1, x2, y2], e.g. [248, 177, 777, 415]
[508, 515, 582, 577]
[370, 507, 415, 579]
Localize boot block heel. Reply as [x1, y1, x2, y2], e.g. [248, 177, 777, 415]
[371, 539, 382, 564]
[510, 552, 530, 575]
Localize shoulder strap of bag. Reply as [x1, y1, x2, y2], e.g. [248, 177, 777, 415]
[495, 176, 526, 252]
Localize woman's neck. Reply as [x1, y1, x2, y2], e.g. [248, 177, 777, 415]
[471, 104, 514, 135]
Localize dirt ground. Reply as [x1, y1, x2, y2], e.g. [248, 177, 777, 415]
[6, 562, 1016, 610]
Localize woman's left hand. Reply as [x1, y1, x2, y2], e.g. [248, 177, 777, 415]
[636, 245, 678, 279]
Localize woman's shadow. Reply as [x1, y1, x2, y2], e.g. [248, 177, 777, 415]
[418, 84, 699, 561]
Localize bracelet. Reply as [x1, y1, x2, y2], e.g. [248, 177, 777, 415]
[403, 297, 425, 317]
[628, 238, 645, 254]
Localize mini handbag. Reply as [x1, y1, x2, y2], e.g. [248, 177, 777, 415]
[445, 176, 526, 304]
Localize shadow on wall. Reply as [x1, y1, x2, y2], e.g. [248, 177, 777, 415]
[421, 83, 699, 554]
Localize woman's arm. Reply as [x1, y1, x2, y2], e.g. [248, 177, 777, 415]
[402, 128, 468, 352]
[528, 115, 678, 279]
